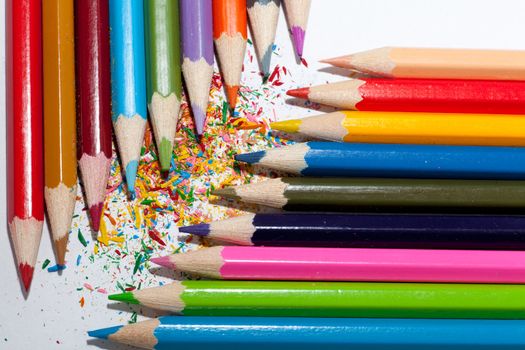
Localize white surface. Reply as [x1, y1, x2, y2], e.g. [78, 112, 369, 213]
[2, 1, 525, 349]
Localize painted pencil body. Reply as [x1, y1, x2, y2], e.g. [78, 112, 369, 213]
[236, 142, 525, 179]
[144, 0, 181, 171]
[287, 79, 525, 114]
[322, 47, 525, 81]
[213, 0, 247, 109]
[75, 0, 112, 232]
[180, 0, 214, 137]
[7, 0, 44, 292]
[89, 316, 525, 350]
[153, 246, 525, 283]
[43, 0, 77, 266]
[247, 0, 280, 77]
[109, 280, 525, 318]
[109, 0, 148, 195]
[271, 111, 525, 146]
[283, 0, 311, 57]
[213, 177, 525, 212]
[180, 213, 525, 249]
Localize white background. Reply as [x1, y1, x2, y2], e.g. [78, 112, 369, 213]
[3, 0, 525, 349]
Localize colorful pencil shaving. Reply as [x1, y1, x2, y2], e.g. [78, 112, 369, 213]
[7, 0, 44, 292]
[144, 0, 182, 171]
[179, 213, 525, 249]
[213, 177, 525, 213]
[322, 47, 525, 81]
[236, 142, 525, 179]
[109, 0, 147, 196]
[43, 0, 77, 266]
[287, 78, 525, 114]
[75, 0, 112, 232]
[89, 316, 525, 350]
[271, 111, 525, 146]
[108, 280, 525, 318]
[152, 246, 525, 283]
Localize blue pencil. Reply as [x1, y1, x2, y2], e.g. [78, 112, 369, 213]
[89, 316, 525, 349]
[236, 142, 525, 179]
[109, 0, 147, 197]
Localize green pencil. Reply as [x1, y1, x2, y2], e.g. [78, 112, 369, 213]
[212, 177, 525, 213]
[109, 280, 525, 319]
[144, 0, 182, 171]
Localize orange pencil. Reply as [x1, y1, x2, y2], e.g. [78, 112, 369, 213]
[213, 0, 247, 110]
[43, 0, 77, 267]
[322, 47, 525, 81]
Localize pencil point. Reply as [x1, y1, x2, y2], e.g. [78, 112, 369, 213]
[261, 46, 273, 79]
[19, 263, 34, 292]
[319, 56, 348, 68]
[235, 151, 266, 164]
[88, 325, 123, 340]
[290, 26, 306, 58]
[178, 223, 210, 236]
[88, 202, 103, 232]
[225, 85, 240, 111]
[108, 292, 139, 304]
[125, 160, 139, 196]
[54, 236, 69, 267]
[191, 104, 207, 137]
[211, 187, 239, 200]
[286, 87, 309, 99]
[157, 138, 173, 172]
[150, 256, 174, 268]
[271, 119, 301, 133]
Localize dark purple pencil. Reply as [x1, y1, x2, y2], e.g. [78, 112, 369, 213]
[179, 213, 525, 250]
[180, 0, 214, 137]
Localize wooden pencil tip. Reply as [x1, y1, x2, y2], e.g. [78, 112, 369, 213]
[287, 87, 310, 99]
[150, 256, 174, 268]
[108, 292, 139, 304]
[319, 56, 349, 68]
[225, 85, 240, 111]
[88, 203, 104, 232]
[54, 236, 69, 267]
[178, 224, 210, 236]
[88, 325, 123, 340]
[271, 119, 301, 133]
[19, 263, 34, 292]
[235, 151, 266, 164]
[211, 187, 239, 200]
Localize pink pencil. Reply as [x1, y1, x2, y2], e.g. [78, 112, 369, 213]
[152, 245, 525, 283]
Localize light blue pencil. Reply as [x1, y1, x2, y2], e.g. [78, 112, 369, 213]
[109, 0, 147, 197]
[89, 316, 525, 350]
[236, 142, 525, 179]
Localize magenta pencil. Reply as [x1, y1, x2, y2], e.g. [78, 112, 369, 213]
[151, 246, 525, 283]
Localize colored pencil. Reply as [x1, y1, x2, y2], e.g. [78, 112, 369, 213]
[247, 0, 280, 78]
[43, 0, 77, 266]
[7, 0, 44, 292]
[322, 47, 525, 81]
[153, 246, 525, 283]
[287, 79, 525, 114]
[180, 213, 525, 249]
[283, 0, 311, 58]
[144, 0, 181, 171]
[236, 142, 525, 180]
[89, 316, 525, 350]
[108, 280, 525, 318]
[180, 0, 214, 137]
[75, 0, 112, 232]
[213, 0, 247, 110]
[212, 177, 525, 213]
[271, 111, 525, 146]
[109, 0, 148, 196]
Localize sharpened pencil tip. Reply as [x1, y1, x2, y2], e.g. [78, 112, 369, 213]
[271, 119, 301, 133]
[235, 151, 266, 164]
[287, 87, 309, 99]
[211, 187, 239, 200]
[225, 85, 239, 111]
[150, 256, 174, 268]
[319, 56, 348, 68]
[108, 292, 139, 304]
[290, 26, 306, 58]
[88, 325, 123, 340]
[178, 224, 210, 236]
[19, 263, 34, 292]
[88, 203, 104, 232]
[158, 138, 173, 172]
[125, 160, 139, 197]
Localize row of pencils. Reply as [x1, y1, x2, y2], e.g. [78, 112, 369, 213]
[6, 0, 311, 293]
[88, 47, 525, 348]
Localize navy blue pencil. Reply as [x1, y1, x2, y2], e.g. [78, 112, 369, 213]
[89, 316, 525, 350]
[179, 213, 525, 250]
[235, 142, 525, 179]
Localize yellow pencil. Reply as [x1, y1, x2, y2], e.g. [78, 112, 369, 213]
[271, 111, 525, 146]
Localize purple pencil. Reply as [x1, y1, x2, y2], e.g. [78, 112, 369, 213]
[180, 0, 214, 137]
[283, 0, 311, 58]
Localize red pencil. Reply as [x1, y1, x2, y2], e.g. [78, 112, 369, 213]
[287, 78, 525, 114]
[75, 0, 112, 232]
[7, 0, 44, 292]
